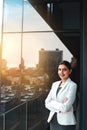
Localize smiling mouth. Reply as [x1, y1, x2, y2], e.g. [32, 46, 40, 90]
[60, 74, 65, 77]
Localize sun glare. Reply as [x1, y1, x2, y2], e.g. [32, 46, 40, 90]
[1, 0, 73, 68]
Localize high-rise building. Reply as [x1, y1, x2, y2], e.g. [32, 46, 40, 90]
[39, 48, 63, 82]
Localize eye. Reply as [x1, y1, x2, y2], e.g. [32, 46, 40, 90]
[58, 68, 61, 71]
[63, 68, 67, 71]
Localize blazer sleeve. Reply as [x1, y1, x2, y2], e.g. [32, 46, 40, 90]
[45, 84, 58, 112]
[45, 83, 77, 113]
[48, 83, 77, 113]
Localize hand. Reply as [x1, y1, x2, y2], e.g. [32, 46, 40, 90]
[62, 97, 68, 103]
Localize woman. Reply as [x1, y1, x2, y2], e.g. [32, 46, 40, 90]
[45, 60, 77, 130]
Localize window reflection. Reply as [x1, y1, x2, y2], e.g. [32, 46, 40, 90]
[3, 0, 22, 32]
[0, 0, 73, 130]
[23, 1, 52, 31]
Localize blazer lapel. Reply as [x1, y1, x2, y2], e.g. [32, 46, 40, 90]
[58, 78, 71, 96]
[54, 81, 61, 99]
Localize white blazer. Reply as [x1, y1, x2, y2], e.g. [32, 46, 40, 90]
[45, 78, 77, 125]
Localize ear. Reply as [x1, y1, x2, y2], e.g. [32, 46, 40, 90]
[69, 69, 72, 75]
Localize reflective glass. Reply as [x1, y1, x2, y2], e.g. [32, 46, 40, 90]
[0, 115, 3, 130]
[3, 0, 22, 32]
[5, 103, 26, 130]
[0, 0, 75, 130]
[23, 1, 52, 31]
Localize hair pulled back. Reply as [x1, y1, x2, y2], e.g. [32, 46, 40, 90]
[58, 60, 72, 70]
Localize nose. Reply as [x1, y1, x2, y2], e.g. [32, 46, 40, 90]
[60, 69, 63, 73]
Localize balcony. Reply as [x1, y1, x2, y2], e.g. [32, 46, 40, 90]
[0, 89, 49, 130]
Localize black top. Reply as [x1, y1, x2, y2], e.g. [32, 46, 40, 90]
[56, 87, 61, 96]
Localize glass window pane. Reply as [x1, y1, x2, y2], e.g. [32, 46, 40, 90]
[3, 0, 22, 32]
[5, 104, 26, 130]
[23, 1, 52, 31]
[23, 33, 72, 68]
[0, 0, 3, 40]
[2, 34, 21, 67]
[1, 34, 22, 112]
[0, 0, 75, 130]
[0, 115, 3, 130]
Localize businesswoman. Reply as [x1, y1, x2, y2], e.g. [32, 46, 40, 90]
[45, 60, 77, 130]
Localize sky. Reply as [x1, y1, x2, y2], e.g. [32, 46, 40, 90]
[0, 0, 3, 35]
[0, 0, 73, 68]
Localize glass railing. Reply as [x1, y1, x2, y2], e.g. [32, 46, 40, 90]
[0, 91, 49, 130]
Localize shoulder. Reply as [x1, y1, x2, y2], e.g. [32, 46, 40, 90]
[51, 80, 61, 88]
[68, 78, 77, 90]
[67, 78, 77, 86]
[70, 79, 77, 86]
[52, 80, 60, 85]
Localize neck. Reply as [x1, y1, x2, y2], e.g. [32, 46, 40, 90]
[61, 78, 69, 83]
[59, 79, 68, 87]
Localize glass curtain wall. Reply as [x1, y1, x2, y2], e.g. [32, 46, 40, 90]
[0, 0, 73, 130]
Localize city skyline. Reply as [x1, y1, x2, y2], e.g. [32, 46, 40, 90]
[0, 0, 73, 68]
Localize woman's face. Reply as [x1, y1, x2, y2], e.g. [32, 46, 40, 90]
[58, 64, 72, 81]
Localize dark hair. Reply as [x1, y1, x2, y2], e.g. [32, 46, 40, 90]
[58, 60, 72, 70]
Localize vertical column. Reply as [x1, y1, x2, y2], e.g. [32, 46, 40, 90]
[80, 0, 87, 130]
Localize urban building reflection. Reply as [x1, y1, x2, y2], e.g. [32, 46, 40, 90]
[0, 48, 62, 130]
[0, 0, 78, 129]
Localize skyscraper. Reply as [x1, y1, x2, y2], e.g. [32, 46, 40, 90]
[39, 48, 63, 83]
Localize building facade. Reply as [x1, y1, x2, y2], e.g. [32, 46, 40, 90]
[39, 48, 63, 82]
